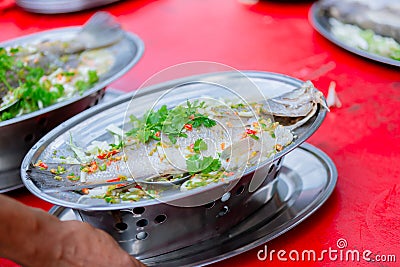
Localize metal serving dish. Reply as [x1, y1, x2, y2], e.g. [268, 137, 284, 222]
[21, 71, 326, 259]
[309, 2, 400, 67]
[0, 27, 144, 192]
[16, 0, 122, 14]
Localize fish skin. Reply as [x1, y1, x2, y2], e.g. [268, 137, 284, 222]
[319, 0, 400, 43]
[115, 123, 239, 182]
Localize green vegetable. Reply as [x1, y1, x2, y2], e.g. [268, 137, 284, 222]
[193, 138, 208, 153]
[127, 100, 216, 144]
[331, 19, 400, 61]
[99, 163, 107, 171]
[0, 46, 99, 122]
[186, 154, 221, 174]
[53, 175, 63, 181]
[110, 141, 124, 150]
[249, 134, 259, 140]
[75, 70, 99, 93]
[67, 172, 80, 181]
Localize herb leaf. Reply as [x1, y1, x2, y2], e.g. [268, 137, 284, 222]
[193, 138, 208, 153]
[186, 155, 221, 174]
[0, 47, 99, 121]
[126, 101, 216, 144]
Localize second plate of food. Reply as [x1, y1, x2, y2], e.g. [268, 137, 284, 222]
[0, 12, 144, 192]
[309, 0, 400, 67]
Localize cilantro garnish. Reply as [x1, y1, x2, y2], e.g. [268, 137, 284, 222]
[110, 140, 124, 150]
[126, 100, 216, 144]
[185, 137, 222, 174]
[75, 70, 99, 93]
[0, 46, 99, 122]
[193, 138, 208, 153]
[186, 154, 221, 174]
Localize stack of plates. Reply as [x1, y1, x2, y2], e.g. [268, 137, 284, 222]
[16, 0, 122, 14]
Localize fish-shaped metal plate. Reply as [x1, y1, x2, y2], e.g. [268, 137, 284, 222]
[309, 1, 400, 67]
[21, 71, 327, 211]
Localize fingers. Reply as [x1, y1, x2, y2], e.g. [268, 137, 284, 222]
[130, 256, 147, 267]
[54, 220, 145, 267]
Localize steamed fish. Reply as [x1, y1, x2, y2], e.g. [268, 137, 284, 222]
[29, 81, 327, 203]
[0, 12, 122, 121]
[318, 0, 400, 60]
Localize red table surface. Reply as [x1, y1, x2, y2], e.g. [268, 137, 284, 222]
[1, 0, 399, 266]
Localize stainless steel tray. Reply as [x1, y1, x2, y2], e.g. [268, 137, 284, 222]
[309, 2, 400, 67]
[49, 143, 337, 266]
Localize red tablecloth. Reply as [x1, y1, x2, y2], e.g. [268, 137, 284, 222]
[1, 0, 399, 266]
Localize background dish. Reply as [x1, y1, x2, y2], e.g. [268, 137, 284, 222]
[0, 27, 144, 192]
[309, 2, 400, 67]
[16, 0, 123, 14]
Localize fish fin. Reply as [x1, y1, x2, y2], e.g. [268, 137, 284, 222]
[67, 12, 124, 53]
[304, 80, 330, 112]
[284, 104, 318, 130]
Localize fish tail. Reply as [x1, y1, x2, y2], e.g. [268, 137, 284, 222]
[66, 12, 124, 53]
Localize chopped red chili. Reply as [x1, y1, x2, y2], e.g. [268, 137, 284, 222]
[34, 161, 48, 170]
[97, 150, 119, 160]
[106, 177, 121, 183]
[245, 128, 257, 135]
[184, 124, 193, 131]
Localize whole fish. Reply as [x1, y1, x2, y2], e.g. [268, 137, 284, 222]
[318, 0, 400, 43]
[28, 81, 327, 194]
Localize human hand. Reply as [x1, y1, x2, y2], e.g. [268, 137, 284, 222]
[0, 194, 146, 267]
[46, 220, 146, 267]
